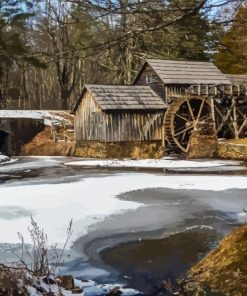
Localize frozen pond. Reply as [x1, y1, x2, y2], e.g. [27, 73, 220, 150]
[0, 156, 247, 295]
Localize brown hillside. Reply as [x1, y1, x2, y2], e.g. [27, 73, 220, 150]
[189, 223, 247, 296]
[21, 127, 75, 156]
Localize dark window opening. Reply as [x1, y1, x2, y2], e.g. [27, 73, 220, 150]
[0, 130, 8, 154]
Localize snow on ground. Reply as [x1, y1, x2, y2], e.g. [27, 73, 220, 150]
[1, 173, 247, 246]
[27, 278, 140, 296]
[0, 110, 74, 126]
[0, 154, 16, 165]
[0, 154, 10, 164]
[65, 157, 242, 169]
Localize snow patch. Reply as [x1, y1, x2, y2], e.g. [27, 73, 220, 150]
[0, 174, 247, 246]
[27, 279, 140, 296]
[0, 154, 10, 164]
[65, 157, 242, 169]
[0, 110, 73, 126]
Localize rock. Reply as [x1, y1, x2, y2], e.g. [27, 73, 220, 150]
[36, 285, 48, 293]
[43, 276, 56, 285]
[57, 275, 74, 290]
[72, 287, 83, 294]
[106, 286, 123, 295]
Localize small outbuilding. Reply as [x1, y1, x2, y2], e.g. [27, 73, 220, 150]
[0, 116, 44, 155]
[73, 84, 167, 158]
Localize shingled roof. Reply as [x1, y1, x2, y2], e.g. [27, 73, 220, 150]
[227, 74, 247, 86]
[134, 59, 232, 85]
[74, 84, 167, 111]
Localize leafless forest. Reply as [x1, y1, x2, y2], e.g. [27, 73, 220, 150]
[0, 0, 246, 110]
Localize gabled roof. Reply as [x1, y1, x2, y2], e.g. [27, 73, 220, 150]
[226, 74, 247, 86]
[134, 59, 232, 85]
[73, 84, 167, 112]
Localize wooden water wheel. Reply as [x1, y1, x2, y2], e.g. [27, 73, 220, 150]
[164, 96, 212, 153]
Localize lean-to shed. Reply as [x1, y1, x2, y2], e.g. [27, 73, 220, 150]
[73, 84, 167, 158]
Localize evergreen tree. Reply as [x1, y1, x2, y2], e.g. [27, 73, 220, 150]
[215, 6, 247, 74]
[0, 0, 45, 107]
[156, 0, 210, 60]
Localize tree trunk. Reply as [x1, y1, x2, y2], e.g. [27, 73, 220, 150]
[61, 89, 69, 110]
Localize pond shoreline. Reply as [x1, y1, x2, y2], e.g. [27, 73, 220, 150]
[1, 157, 247, 295]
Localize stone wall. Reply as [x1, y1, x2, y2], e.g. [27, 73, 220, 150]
[74, 140, 164, 159]
[217, 140, 247, 160]
[188, 122, 218, 159]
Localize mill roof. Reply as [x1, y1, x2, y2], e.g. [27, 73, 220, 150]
[134, 59, 232, 85]
[226, 74, 247, 86]
[73, 84, 167, 112]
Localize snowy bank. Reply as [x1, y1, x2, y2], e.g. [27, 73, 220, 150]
[0, 110, 73, 126]
[27, 277, 140, 296]
[0, 154, 10, 164]
[1, 269, 140, 296]
[65, 157, 242, 169]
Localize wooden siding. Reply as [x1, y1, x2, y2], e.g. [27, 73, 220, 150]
[75, 90, 106, 141]
[75, 90, 164, 142]
[134, 64, 166, 101]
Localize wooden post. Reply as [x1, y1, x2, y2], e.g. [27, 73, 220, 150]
[51, 121, 56, 142]
[63, 121, 66, 142]
[232, 97, 239, 139]
[165, 86, 168, 103]
[210, 98, 216, 132]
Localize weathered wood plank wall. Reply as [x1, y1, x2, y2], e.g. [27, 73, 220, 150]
[75, 91, 105, 141]
[134, 64, 166, 101]
[75, 90, 164, 142]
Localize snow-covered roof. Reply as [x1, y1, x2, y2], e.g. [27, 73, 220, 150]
[0, 110, 74, 126]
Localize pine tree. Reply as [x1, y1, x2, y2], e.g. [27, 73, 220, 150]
[215, 6, 247, 74]
[0, 0, 45, 107]
[161, 0, 210, 60]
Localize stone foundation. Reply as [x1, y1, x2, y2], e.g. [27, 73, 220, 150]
[188, 133, 218, 159]
[217, 140, 247, 160]
[188, 122, 218, 159]
[74, 140, 164, 159]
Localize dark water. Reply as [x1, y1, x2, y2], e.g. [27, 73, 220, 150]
[101, 228, 218, 295]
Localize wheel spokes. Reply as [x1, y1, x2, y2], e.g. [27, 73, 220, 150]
[186, 98, 195, 121]
[174, 125, 194, 137]
[167, 97, 211, 153]
[197, 99, 205, 120]
[175, 112, 191, 123]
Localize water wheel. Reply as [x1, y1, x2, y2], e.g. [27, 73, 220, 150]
[164, 96, 212, 153]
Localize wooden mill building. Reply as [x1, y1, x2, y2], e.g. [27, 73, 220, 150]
[133, 59, 232, 100]
[73, 84, 167, 158]
[73, 59, 247, 157]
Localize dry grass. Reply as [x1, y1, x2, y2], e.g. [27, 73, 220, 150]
[219, 138, 247, 145]
[21, 127, 75, 156]
[189, 223, 247, 296]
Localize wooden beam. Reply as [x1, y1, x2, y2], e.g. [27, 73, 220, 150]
[210, 98, 216, 131]
[232, 97, 239, 139]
